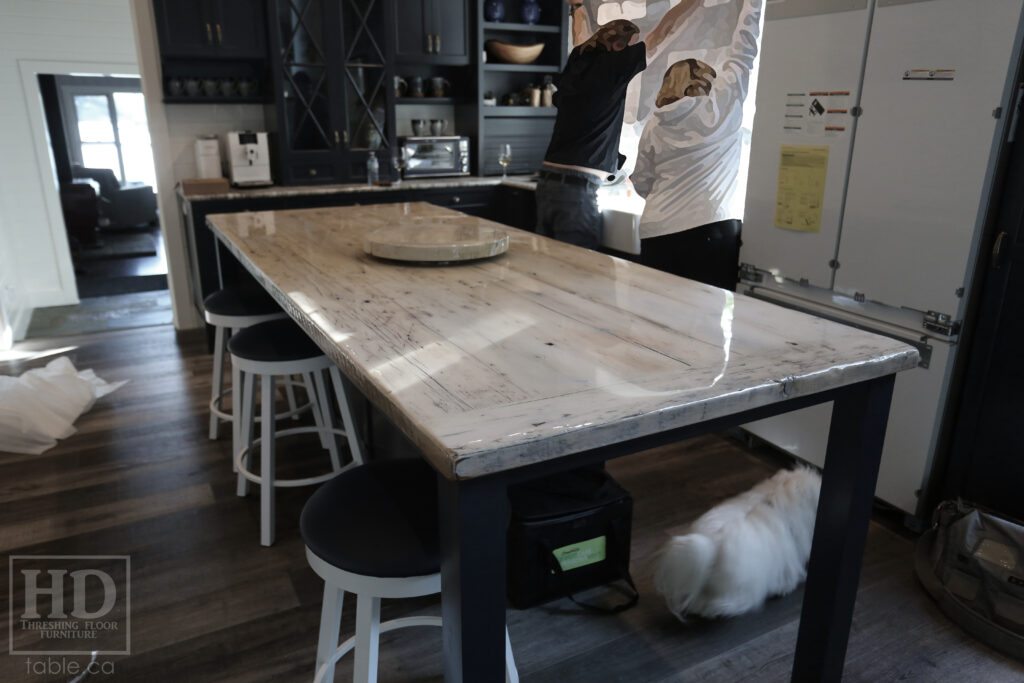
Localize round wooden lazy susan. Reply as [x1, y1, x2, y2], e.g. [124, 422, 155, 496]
[363, 223, 510, 263]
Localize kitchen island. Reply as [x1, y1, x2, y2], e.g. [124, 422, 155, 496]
[180, 176, 538, 332]
[206, 202, 919, 682]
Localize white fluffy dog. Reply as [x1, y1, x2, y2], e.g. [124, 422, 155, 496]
[654, 467, 822, 619]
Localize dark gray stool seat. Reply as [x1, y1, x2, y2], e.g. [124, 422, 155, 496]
[203, 284, 281, 317]
[228, 319, 323, 363]
[301, 460, 517, 683]
[301, 459, 439, 578]
[202, 285, 289, 444]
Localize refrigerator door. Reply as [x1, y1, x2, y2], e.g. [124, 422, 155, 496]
[740, 2, 872, 288]
[834, 0, 1023, 315]
[745, 314, 952, 516]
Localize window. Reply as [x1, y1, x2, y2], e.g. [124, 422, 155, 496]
[57, 76, 157, 189]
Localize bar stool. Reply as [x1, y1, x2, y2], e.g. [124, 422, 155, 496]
[301, 459, 518, 683]
[230, 318, 364, 546]
[203, 284, 298, 444]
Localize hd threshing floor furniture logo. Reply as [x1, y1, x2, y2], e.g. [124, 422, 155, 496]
[8, 556, 131, 656]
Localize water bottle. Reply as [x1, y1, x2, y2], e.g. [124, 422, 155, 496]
[366, 151, 379, 185]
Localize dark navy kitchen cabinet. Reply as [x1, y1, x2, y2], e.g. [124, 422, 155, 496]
[393, 0, 469, 65]
[267, 0, 395, 184]
[153, 0, 266, 60]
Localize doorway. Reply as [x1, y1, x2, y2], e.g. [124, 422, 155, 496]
[29, 73, 172, 338]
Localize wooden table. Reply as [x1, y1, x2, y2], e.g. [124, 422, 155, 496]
[206, 203, 919, 682]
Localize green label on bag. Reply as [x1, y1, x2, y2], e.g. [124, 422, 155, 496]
[552, 536, 606, 572]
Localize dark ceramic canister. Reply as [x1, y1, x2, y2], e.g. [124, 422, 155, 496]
[484, 0, 505, 22]
[521, 0, 541, 24]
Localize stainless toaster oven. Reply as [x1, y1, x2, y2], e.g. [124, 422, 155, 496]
[400, 136, 470, 177]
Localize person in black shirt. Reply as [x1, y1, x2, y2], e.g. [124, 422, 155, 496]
[536, 0, 700, 249]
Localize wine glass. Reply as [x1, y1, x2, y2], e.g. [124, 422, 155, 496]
[393, 146, 408, 184]
[498, 144, 512, 179]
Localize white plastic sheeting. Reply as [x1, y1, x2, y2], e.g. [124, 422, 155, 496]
[0, 356, 127, 454]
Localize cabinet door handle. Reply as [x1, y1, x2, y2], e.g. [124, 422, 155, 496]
[427, 33, 434, 53]
[205, 23, 213, 44]
[342, 130, 349, 146]
[309, 168, 318, 176]
[216, 23, 223, 44]
[452, 195, 460, 204]
[435, 33, 441, 53]
[334, 130, 341, 146]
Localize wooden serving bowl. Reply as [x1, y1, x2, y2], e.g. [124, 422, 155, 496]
[485, 40, 544, 65]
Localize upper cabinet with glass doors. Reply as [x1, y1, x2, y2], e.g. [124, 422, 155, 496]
[267, 0, 394, 184]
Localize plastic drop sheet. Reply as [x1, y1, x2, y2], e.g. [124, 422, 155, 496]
[0, 356, 127, 454]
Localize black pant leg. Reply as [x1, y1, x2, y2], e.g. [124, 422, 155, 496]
[639, 219, 742, 291]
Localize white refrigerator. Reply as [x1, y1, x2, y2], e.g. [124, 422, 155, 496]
[738, 0, 1024, 517]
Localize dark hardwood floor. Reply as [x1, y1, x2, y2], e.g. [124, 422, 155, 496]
[2, 324, 1022, 682]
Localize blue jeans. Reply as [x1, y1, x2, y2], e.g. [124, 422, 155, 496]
[535, 174, 602, 249]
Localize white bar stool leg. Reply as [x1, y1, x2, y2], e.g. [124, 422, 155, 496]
[315, 584, 345, 683]
[330, 366, 365, 466]
[505, 629, 519, 683]
[260, 373, 277, 547]
[237, 370, 256, 498]
[231, 336, 242, 471]
[354, 594, 381, 683]
[209, 324, 225, 440]
[313, 369, 342, 471]
[285, 374, 300, 420]
[304, 371, 331, 450]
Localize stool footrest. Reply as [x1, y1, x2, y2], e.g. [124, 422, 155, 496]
[210, 377, 312, 423]
[313, 616, 443, 683]
[235, 427, 355, 489]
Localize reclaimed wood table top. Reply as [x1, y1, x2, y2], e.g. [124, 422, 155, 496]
[206, 202, 919, 480]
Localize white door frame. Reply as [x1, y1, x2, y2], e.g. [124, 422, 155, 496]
[17, 58, 141, 309]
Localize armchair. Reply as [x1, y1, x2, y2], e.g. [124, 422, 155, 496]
[70, 165, 158, 229]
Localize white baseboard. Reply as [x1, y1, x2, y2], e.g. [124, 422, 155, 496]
[29, 288, 79, 309]
[11, 304, 32, 342]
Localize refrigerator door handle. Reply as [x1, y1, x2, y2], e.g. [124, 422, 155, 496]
[992, 231, 1008, 267]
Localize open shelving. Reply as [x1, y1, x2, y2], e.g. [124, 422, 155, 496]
[475, 0, 568, 175]
[482, 106, 556, 117]
[481, 21, 560, 33]
[483, 63, 560, 73]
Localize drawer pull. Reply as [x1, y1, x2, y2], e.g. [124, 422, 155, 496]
[452, 195, 460, 204]
[309, 168, 318, 176]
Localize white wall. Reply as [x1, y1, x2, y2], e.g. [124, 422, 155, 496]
[0, 0, 143, 343]
[0, 0, 270, 342]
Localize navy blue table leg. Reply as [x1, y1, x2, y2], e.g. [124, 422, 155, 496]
[791, 375, 896, 682]
[438, 474, 509, 682]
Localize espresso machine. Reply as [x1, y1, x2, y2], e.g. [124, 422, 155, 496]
[223, 131, 272, 186]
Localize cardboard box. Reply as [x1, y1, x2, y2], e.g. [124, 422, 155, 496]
[179, 177, 231, 196]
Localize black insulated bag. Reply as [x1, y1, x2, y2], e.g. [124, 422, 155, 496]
[506, 467, 637, 612]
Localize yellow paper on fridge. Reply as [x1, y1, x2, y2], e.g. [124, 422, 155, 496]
[774, 145, 829, 233]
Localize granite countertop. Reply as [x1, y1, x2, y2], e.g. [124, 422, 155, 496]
[206, 202, 919, 480]
[179, 175, 537, 202]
